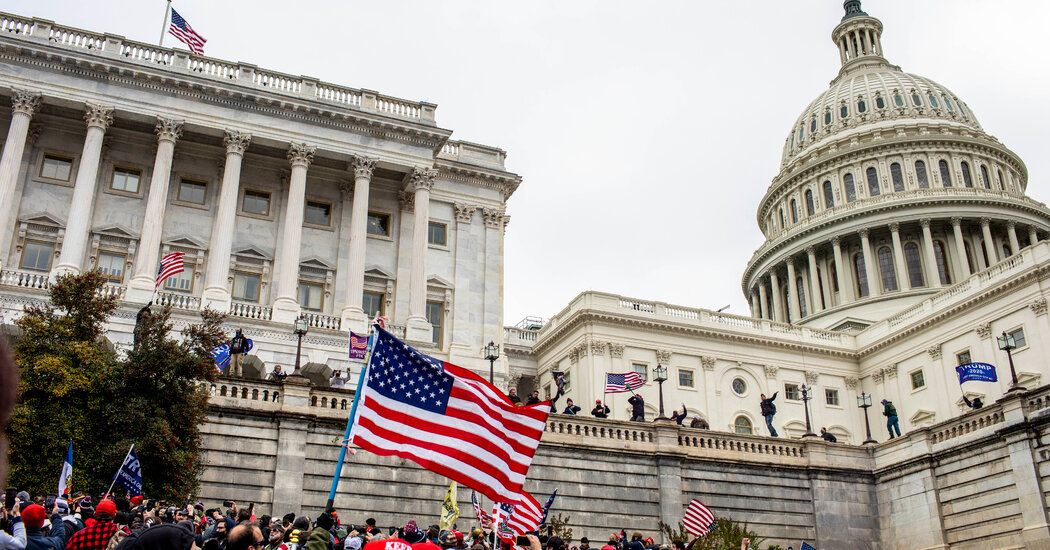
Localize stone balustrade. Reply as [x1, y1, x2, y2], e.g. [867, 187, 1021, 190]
[303, 311, 341, 331]
[229, 301, 273, 321]
[157, 290, 202, 311]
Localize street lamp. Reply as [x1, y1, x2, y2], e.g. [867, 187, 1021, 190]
[654, 364, 669, 421]
[997, 331, 1026, 393]
[857, 392, 877, 445]
[291, 316, 309, 377]
[484, 341, 500, 384]
[800, 384, 818, 438]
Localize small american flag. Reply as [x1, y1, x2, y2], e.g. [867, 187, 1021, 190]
[500, 492, 542, 536]
[349, 331, 368, 361]
[682, 498, 716, 537]
[605, 372, 645, 394]
[168, 8, 206, 55]
[155, 251, 185, 290]
[472, 491, 492, 529]
[799, 543, 816, 550]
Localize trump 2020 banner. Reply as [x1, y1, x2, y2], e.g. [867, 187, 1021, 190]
[956, 362, 998, 384]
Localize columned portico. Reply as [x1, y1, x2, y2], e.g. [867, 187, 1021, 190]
[53, 103, 114, 277]
[127, 117, 183, 302]
[341, 156, 378, 334]
[0, 90, 40, 261]
[1030, 225, 1040, 247]
[1006, 221, 1020, 255]
[831, 236, 851, 305]
[405, 166, 438, 344]
[202, 130, 251, 311]
[272, 142, 315, 324]
[757, 281, 769, 319]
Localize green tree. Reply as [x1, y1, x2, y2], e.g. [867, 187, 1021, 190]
[546, 513, 573, 543]
[7, 272, 117, 495]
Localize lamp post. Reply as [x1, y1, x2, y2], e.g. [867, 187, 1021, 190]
[997, 331, 1026, 392]
[800, 384, 818, 438]
[291, 316, 308, 377]
[857, 392, 877, 445]
[484, 341, 500, 384]
[654, 364, 669, 421]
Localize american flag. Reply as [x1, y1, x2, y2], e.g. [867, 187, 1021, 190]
[682, 498, 716, 537]
[799, 543, 816, 550]
[349, 331, 368, 361]
[350, 326, 551, 504]
[472, 491, 492, 529]
[168, 8, 206, 55]
[155, 251, 185, 290]
[605, 372, 645, 394]
[499, 492, 542, 536]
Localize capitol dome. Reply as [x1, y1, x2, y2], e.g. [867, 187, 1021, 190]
[742, 0, 1050, 331]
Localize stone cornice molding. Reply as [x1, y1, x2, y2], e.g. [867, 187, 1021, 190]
[287, 142, 316, 167]
[435, 161, 522, 200]
[83, 103, 113, 131]
[223, 129, 252, 155]
[11, 88, 40, 116]
[154, 117, 183, 143]
[350, 155, 378, 179]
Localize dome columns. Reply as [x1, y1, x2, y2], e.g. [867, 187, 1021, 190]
[980, 218, 998, 266]
[920, 219, 941, 288]
[950, 217, 971, 279]
[889, 223, 910, 291]
[858, 229, 879, 298]
[806, 247, 823, 315]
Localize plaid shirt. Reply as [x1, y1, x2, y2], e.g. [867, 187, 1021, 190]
[65, 520, 119, 550]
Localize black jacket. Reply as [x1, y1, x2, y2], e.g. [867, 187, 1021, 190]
[591, 404, 610, 418]
[628, 395, 644, 415]
[563, 405, 581, 415]
[760, 392, 778, 416]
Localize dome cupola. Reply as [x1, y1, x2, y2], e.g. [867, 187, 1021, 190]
[833, 0, 884, 69]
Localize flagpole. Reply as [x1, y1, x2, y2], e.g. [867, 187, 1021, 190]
[158, 0, 171, 46]
[105, 444, 135, 498]
[325, 327, 375, 510]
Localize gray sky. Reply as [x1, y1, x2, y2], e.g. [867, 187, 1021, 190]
[11, 1, 1050, 325]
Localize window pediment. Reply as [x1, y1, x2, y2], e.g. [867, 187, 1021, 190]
[910, 408, 936, 427]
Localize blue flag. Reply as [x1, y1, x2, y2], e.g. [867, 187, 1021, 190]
[211, 343, 231, 370]
[956, 362, 998, 383]
[540, 489, 558, 525]
[800, 542, 816, 550]
[113, 446, 143, 496]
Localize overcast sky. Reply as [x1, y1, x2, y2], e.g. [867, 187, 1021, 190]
[10, 1, 1050, 325]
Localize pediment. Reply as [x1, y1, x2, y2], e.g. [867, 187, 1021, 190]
[1017, 371, 1041, 388]
[232, 245, 272, 260]
[163, 234, 207, 250]
[427, 275, 454, 289]
[93, 223, 139, 239]
[910, 408, 937, 427]
[300, 256, 335, 270]
[20, 212, 65, 227]
[364, 265, 395, 280]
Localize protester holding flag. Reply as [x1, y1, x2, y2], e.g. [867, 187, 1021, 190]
[591, 400, 610, 419]
[962, 395, 983, 410]
[628, 394, 645, 423]
[440, 483, 458, 531]
[228, 328, 250, 377]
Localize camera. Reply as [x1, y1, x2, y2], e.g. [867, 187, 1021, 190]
[223, 501, 234, 508]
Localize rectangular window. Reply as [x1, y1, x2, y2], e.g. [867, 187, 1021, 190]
[956, 350, 972, 366]
[40, 155, 73, 181]
[305, 201, 331, 226]
[785, 383, 800, 401]
[232, 272, 261, 302]
[1008, 327, 1027, 348]
[631, 363, 648, 383]
[95, 252, 127, 283]
[825, 388, 839, 406]
[177, 179, 207, 204]
[242, 190, 271, 215]
[367, 212, 390, 236]
[20, 241, 54, 271]
[911, 369, 926, 390]
[428, 221, 447, 246]
[298, 282, 323, 311]
[678, 369, 694, 388]
[426, 300, 444, 347]
[164, 264, 194, 292]
[110, 167, 141, 193]
[362, 291, 385, 318]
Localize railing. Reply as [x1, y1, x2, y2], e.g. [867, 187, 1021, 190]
[119, 41, 173, 66]
[210, 378, 282, 406]
[309, 388, 354, 412]
[99, 283, 126, 300]
[315, 83, 362, 107]
[304, 311, 341, 331]
[928, 408, 1004, 444]
[188, 57, 239, 80]
[0, 268, 49, 290]
[388, 324, 406, 339]
[229, 301, 273, 321]
[546, 417, 654, 443]
[376, 95, 421, 120]
[619, 298, 655, 313]
[0, 14, 33, 35]
[678, 430, 806, 458]
[156, 291, 201, 311]
[1024, 386, 1050, 418]
[504, 326, 539, 345]
[440, 141, 461, 159]
[252, 69, 302, 94]
[48, 27, 105, 51]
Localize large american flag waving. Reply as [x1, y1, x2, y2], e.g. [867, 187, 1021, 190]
[168, 8, 206, 55]
[350, 326, 551, 504]
[155, 251, 185, 290]
[605, 372, 645, 394]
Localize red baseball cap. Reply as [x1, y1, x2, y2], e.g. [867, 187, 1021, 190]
[96, 499, 117, 518]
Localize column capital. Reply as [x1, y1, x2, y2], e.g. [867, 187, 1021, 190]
[409, 166, 438, 192]
[858, 228, 870, 239]
[919, 218, 932, 229]
[483, 207, 505, 229]
[785, 256, 795, 268]
[223, 130, 252, 155]
[980, 216, 991, 227]
[1006, 220, 1017, 230]
[11, 89, 41, 116]
[339, 180, 354, 201]
[398, 190, 415, 211]
[766, 268, 777, 280]
[350, 155, 378, 179]
[950, 216, 962, 227]
[287, 142, 315, 167]
[155, 117, 183, 143]
[830, 236, 841, 247]
[889, 222, 900, 232]
[84, 103, 114, 131]
[805, 246, 816, 256]
[454, 202, 477, 223]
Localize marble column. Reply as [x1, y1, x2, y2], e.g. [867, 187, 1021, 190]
[785, 258, 799, 321]
[806, 247, 822, 313]
[832, 236, 852, 304]
[859, 229, 879, 297]
[449, 203, 478, 359]
[1029, 225, 1039, 246]
[757, 280, 769, 319]
[0, 90, 41, 260]
[889, 223, 909, 290]
[920, 219, 940, 287]
[127, 118, 183, 302]
[272, 143, 315, 323]
[769, 269, 783, 323]
[1006, 221, 1020, 255]
[340, 156, 377, 334]
[951, 217, 970, 278]
[53, 103, 114, 277]
[201, 130, 251, 311]
[405, 167, 438, 343]
[980, 217, 997, 265]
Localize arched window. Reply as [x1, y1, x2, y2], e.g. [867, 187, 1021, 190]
[823, 180, 835, 208]
[875, 95, 886, 109]
[844, 173, 857, 203]
[799, 125, 805, 142]
[944, 96, 954, 112]
[890, 163, 904, 192]
[855, 253, 869, 297]
[866, 167, 880, 196]
[893, 92, 904, 107]
[779, 208, 785, 229]
[810, 117, 817, 133]
[829, 261, 839, 292]
[964, 241, 976, 274]
[840, 103, 849, 118]
[805, 189, 815, 216]
[796, 277, 808, 318]
[997, 169, 1004, 190]
[915, 160, 929, 189]
[911, 91, 922, 106]
[928, 93, 939, 108]
[904, 242, 924, 287]
[933, 240, 951, 284]
[878, 246, 898, 291]
[961, 161, 973, 187]
[980, 165, 991, 189]
[734, 416, 753, 435]
[824, 109, 832, 126]
[857, 98, 867, 113]
[790, 199, 798, 223]
[939, 160, 952, 187]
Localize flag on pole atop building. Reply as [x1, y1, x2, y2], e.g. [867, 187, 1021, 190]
[605, 372, 645, 394]
[57, 440, 73, 497]
[167, 8, 206, 55]
[155, 251, 185, 290]
[682, 498, 716, 537]
[348, 326, 551, 505]
[440, 482, 459, 531]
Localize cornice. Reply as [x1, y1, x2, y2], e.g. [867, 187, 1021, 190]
[435, 159, 522, 200]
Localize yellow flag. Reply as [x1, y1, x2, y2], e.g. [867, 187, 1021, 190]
[440, 481, 459, 531]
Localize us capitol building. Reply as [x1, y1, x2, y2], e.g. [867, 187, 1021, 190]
[3, 2, 1050, 549]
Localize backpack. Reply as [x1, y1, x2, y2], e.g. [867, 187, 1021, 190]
[886, 403, 897, 417]
[106, 529, 129, 550]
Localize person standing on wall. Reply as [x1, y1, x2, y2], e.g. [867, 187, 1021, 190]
[883, 399, 901, 439]
[759, 392, 779, 437]
[628, 394, 645, 422]
[228, 328, 249, 377]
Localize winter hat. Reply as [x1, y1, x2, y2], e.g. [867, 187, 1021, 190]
[596, 400, 602, 403]
[96, 499, 117, 520]
[581, 539, 590, 545]
[348, 538, 364, 550]
[283, 513, 297, 525]
[547, 536, 564, 550]
[602, 546, 616, 550]
[881, 399, 888, 404]
[22, 504, 47, 528]
[404, 521, 419, 535]
[15, 491, 30, 506]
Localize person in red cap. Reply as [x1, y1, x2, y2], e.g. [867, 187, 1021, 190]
[66, 499, 123, 550]
[591, 400, 610, 418]
[22, 502, 72, 550]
